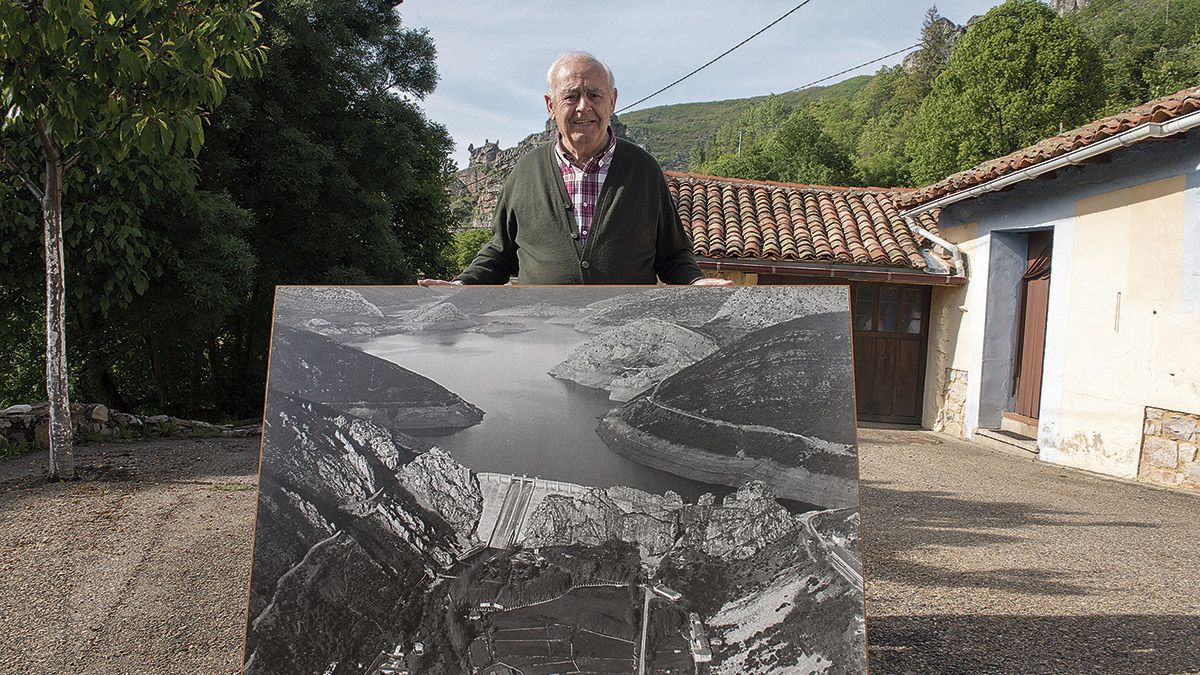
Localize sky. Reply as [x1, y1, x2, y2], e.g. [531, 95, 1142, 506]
[402, 1, 1006, 169]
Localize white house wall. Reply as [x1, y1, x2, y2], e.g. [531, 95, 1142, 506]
[925, 130, 1200, 480]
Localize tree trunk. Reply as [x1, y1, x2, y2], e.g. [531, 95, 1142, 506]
[43, 153, 74, 481]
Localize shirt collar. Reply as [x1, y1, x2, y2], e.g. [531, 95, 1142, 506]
[554, 127, 618, 170]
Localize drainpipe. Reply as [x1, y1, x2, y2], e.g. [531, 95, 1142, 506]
[904, 215, 965, 278]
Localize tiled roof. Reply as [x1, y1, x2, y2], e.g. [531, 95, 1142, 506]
[899, 85, 1200, 208]
[666, 172, 944, 271]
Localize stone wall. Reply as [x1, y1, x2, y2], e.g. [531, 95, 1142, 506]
[707, 270, 756, 285]
[1, 402, 260, 449]
[1138, 407, 1200, 490]
[933, 368, 969, 437]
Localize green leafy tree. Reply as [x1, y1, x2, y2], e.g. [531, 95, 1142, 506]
[449, 228, 493, 273]
[907, 0, 1106, 184]
[697, 105, 853, 185]
[1, 153, 256, 417]
[817, 65, 924, 186]
[1071, 0, 1200, 108]
[0, 0, 265, 479]
[189, 0, 457, 416]
[910, 5, 961, 98]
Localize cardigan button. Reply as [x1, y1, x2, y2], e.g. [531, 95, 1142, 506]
[571, 232, 580, 240]
[581, 261, 591, 269]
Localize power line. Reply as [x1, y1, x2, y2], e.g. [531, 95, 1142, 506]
[615, 0, 817, 114]
[784, 43, 919, 94]
[453, 43, 924, 190]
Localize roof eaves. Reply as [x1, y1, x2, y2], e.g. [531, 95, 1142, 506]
[900, 85, 1200, 211]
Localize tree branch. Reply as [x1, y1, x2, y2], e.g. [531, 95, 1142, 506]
[34, 118, 62, 165]
[0, 141, 43, 201]
[64, 123, 119, 172]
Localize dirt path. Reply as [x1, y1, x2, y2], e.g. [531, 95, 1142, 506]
[0, 438, 260, 674]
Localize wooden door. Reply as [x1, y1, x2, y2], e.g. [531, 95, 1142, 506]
[1010, 231, 1052, 423]
[851, 284, 930, 424]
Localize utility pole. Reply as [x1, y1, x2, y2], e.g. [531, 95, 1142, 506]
[737, 128, 745, 158]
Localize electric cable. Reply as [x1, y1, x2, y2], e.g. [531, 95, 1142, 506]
[615, 0, 817, 114]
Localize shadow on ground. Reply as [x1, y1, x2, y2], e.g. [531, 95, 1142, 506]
[868, 613, 1200, 674]
[0, 436, 260, 498]
[859, 480, 1158, 597]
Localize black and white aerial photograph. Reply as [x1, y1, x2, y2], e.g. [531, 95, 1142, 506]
[244, 285, 866, 675]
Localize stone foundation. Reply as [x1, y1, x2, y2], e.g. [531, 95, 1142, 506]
[706, 270, 756, 285]
[1138, 407, 1200, 490]
[934, 368, 968, 437]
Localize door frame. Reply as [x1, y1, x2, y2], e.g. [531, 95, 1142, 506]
[849, 282, 932, 425]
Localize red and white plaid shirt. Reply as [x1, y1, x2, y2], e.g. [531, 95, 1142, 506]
[554, 129, 618, 242]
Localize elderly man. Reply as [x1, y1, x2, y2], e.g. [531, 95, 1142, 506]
[421, 52, 731, 287]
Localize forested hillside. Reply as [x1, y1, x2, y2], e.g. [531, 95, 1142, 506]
[646, 0, 1199, 187]
[620, 77, 872, 171]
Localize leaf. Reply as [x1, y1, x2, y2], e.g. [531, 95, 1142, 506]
[158, 123, 171, 153]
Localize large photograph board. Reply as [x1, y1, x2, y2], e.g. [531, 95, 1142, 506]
[245, 286, 865, 674]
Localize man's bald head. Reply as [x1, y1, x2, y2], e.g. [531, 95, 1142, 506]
[546, 51, 615, 94]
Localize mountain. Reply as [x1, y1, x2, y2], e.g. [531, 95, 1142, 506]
[268, 325, 484, 433]
[557, 286, 735, 333]
[619, 76, 874, 171]
[597, 311, 857, 508]
[245, 394, 481, 674]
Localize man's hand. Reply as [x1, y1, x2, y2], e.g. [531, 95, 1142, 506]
[417, 279, 464, 287]
[691, 277, 735, 286]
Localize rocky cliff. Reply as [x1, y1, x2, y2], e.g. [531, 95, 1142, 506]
[597, 313, 858, 508]
[403, 300, 477, 331]
[679, 482, 799, 560]
[275, 287, 386, 338]
[522, 481, 797, 561]
[522, 486, 680, 556]
[706, 507, 865, 674]
[246, 394, 483, 674]
[268, 325, 484, 433]
[548, 317, 718, 401]
[1050, 0, 1090, 14]
[397, 447, 483, 542]
[454, 117, 631, 229]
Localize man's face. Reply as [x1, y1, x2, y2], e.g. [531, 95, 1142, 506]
[544, 59, 617, 162]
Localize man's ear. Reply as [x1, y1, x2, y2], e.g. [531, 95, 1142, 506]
[612, 88, 618, 110]
[544, 94, 553, 118]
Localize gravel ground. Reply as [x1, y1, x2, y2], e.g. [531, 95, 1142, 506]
[0, 438, 259, 675]
[858, 428, 1200, 675]
[0, 429, 1196, 674]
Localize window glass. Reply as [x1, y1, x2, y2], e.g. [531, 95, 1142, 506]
[853, 286, 876, 331]
[878, 286, 898, 332]
[902, 288, 923, 334]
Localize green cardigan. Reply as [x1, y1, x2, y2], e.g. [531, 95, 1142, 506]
[456, 139, 703, 285]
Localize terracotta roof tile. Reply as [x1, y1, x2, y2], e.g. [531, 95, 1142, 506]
[900, 85, 1200, 208]
[666, 172, 944, 272]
